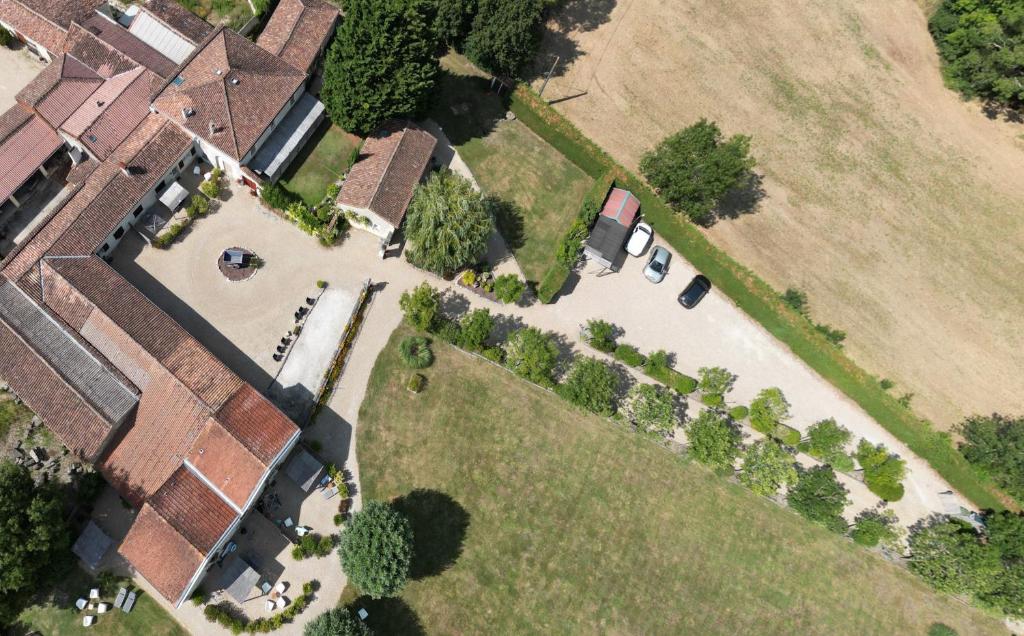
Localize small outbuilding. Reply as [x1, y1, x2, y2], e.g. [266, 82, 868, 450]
[583, 187, 640, 271]
[72, 520, 113, 570]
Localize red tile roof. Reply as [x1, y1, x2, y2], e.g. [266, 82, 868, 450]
[63, 23, 141, 79]
[16, 0, 102, 30]
[119, 503, 208, 603]
[149, 465, 237, 553]
[0, 0, 70, 53]
[337, 120, 436, 228]
[154, 27, 306, 160]
[187, 419, 266, 509]
[0, 107, 61, 203]
[257, 0, 338, 73]
[217, 384, 298, 464]
[600, 187, 640, 227]
[81, 14, 177, 79]
[140, 0, 213, 45]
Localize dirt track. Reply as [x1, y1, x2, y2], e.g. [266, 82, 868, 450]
[535, 0, 1024, 430]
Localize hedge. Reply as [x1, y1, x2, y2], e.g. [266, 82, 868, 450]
[509, 85, 1008, 511]
[773, 423, 802, 447]
[645, 364, 697, 395]
[729, 405, 749, 421]
[537, 264, 570, 304]
[613, 344, 646, 367]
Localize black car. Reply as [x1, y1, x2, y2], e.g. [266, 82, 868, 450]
[678, 275, 711, 308]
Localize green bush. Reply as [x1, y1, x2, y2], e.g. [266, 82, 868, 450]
[0, 27, 12, 48]
[459, 309, 493, 352]
[537, 264, 570, 304]
[927, 625, 958, 636]
[787, 465, 849, 533]
[291, 534, 336, 560]
[317, 280, 328, 289]
[399, 336, 433, 369]
[856, 440, 907, 502]
[493, 274, 526, 304]
[643, 357, 697, 395]
[670, 372, 698, 395]
[204, 603, 244, 634]
[435, 318, 462, 345]
[728, 405, 749, 421]
[613, 344, 646, 367]
[199, 175, 220, 199]
[773, 423, 801, 447]
[749, 387, 790, 435]
[190, 587, 206, 606]
[556, 357, 619, 416]
[261, 182, 299, 211]
[482, 347, 504, 364]
[186, 195, 210, 219]
[701, 393, 724, 408]
[831, 453, 855, 473]
[555, 219, 589, 268]
[153, 220, 188, 248]
[851, 508, 901, 548]
[503, 327, 560, 388]
[399, 283, 440, 331]
[583, 319, 616, 353]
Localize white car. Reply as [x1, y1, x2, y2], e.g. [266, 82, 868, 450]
[625, 222, 653, 257]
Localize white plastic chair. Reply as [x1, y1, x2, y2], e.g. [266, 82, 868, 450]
[273, 582, 286, 595]
[265, 600, 275, 612]
[89, 588, 100, 600]
[275, 597, 287, 610]
[97, 603, 110, 614]
[83, 615, 96, 627]
[75, 598, 88, 611]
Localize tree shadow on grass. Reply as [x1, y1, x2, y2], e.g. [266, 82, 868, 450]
[486, 195, 526, 251]
[711, 172, 767, 224]
[428, 70, 510, 147]
[391, 489, 470, 580]
[345, 596, 425, 636]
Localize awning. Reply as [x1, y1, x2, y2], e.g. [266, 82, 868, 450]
[220, 556, 261, 604]
[283, 448, 324, 493]
[72, 520, 113, 570]
[159, 180, 189, 211]
[248, 93, 325, 182]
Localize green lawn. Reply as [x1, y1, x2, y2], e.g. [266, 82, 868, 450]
[280, 123, 361, 207]
[175, 0, 252, 30]
[0, 393, 32, 441]
[430, 56, 593, 282]
[354, 326, 1005, 635]
[17, 568, 186, 636]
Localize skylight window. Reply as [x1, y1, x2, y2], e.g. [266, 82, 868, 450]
[172, 75, 185, 86]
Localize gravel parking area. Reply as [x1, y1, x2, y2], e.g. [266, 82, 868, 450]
[0, 45, 45, 112]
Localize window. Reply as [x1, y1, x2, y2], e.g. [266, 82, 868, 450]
[113, 227, 124, 239]
[100, 243, 109, 253]
[190, 147, 196, 156]
[155, 180, 166, 193]
[178, 160, 184, 169]
[132, 205, 143, 218]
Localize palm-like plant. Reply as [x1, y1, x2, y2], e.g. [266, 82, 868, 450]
[405, 170, 494, 276]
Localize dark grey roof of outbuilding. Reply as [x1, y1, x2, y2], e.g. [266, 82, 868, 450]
[584, 216, 629, 270]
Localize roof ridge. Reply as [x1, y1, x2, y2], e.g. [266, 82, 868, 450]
[154, 25, 225, 98]
[276, 3, 309, 57]
[218, 73, 240, 158]
[367, 123, 408, 210]
[13, 0, 71, 36]
[182, 458, 243, 515]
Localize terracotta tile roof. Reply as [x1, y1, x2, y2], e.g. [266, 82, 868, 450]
[257, 0, 337, 73]
[337, 120, 436, 228]
[217, 384, 298, 464]
[100, 370, 211, 505]
[118, 503, 207, 603]
[0, 0, 69, 53]
[154, 27, 305, 160]
[80, 14, 177, 79]
[0, 102, 32, 140]
[62, 23, 140, 79]
[187, 418, 266, 509]
[0, 306, 118, 461]
[0, 110, 63, 205]
[16, 0, 102, 30]
[19, 55, 105, 129]
[66, 158, 98, 184]
[36, 78, 103, 128]
[140, 0, 212, 45]
[149, 465, 237, 553]
[61, 66, 158, 160]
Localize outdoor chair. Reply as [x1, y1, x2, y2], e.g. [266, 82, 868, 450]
[265, 600, 275, 612]
[114, 587, 127, 609]
[89, 588, 100, 599]
[283, 517, 293, 528]
[275, 597, 287, 610]
[296, 526, 310, 537]
[260, 581, 272, 595]
[82, 616, 96, 627]
[75, 598, 87, 611]
[97, 603, 110, 614]
[274, 582, 286, 595]
[323, 486, 339, 500]
[122, 591, 136, 613]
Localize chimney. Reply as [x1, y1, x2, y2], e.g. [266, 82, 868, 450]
[118, 161, 130, 176]
[230, 77, 239, 85]
[208, 121, 217, 136]
[181, 107, 194, 119]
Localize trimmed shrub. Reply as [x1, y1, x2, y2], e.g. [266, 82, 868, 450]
[583, 319, 616, 353]
[493, 274, 526, 304]
[856, 440, 907, 502]
[701, 393, 724, 408]
[482, 347, 504, 364]
[851, 508, 901, 548]
[153, 221, 188, 248]
[537, 264, 570, 304]
[435, 318, 462, 345]
[773, 423, 802, 447]
[687, 408, 742, 469]
[670, 372, 698, 395]
[555, 219, 589, 268]
[503, 327, 560, 388]
[399, 336, 433, 369]
[459, 309, 493, 351]
[406, 373, 426, 393]
[728, 405, 749, 421]
[261, 182, 299, 211]
[613, 344, 646, 367]
[291, 534, 336, 560]
[643, 356, 697, 395]
[185, 195, 210, 219]
[399, 283, 440, 331]
[317, 280, 328, 288]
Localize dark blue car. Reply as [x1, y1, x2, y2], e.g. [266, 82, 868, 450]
[678, 275, 711, 309]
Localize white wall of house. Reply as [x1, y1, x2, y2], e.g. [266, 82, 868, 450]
[337, 204, 394, 239]
[96, 142, 199, 258]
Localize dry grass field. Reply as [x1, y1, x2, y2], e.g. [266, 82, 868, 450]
[535, 0, 1024, 431]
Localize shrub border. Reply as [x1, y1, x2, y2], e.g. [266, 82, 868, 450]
[509, 86, 1009, 511]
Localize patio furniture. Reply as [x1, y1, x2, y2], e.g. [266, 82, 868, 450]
[87, 603, 96, 611]
[83, 615, 96, 627]
[284, 448, 325, 493]
[357, 608, 369, 620]
[122, 591, 136, 613]
[72, 521, 113, 570]
[89, 588, 100, 599]
[322, 486, 339, 500]
[265, 600, 275, 612]
[114, 587, 127, 609]
[318, 474, 331, 489]
[296, 526, 310, 537]
[260, 581, 272, 595]
[283, 517, 293, 528]
[273, 582, 286, 595]
[75, 598, 87, 611]
[97, 603, 110, 614]
[275, 597, 287, 610]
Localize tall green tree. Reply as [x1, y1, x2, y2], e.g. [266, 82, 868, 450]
[430, 0, 476, 49]
[686, 408, 742, 470]
[987, 511, 1024, 563]
[957, 413, 1024, 501]
[851, 508, 902, 548]
[929, 1, 1024, 109]
[798, 418, 853, 470]
[855, 440, 906, 502]
[556, 357, 618, 416]
[321, 0, 439, 134]
[786, 465, 849, 533]
[503, 327, 560, 387]
[0, 462, 71, 624]
[639, 119, 755, 224]
[748, 387, 790, 435]
[459, 308, 494, 351]
[464, 0, 546, 77]
[399, 282, 442, 331]
[739, 440, 797, 497]
[339, 501, 414, 599]
[623, 384, 677, 436]
[908, 518, 1002, 598]
[406, 170, 494, 276]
